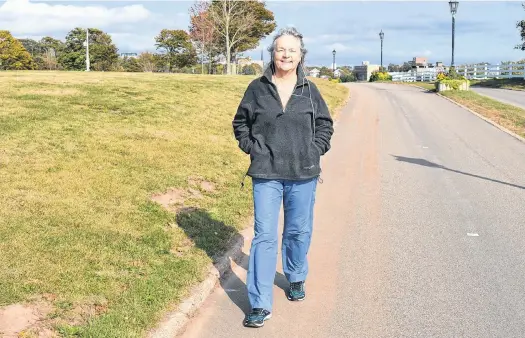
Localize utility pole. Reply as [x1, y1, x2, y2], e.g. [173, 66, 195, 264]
[379, 30, 384, 71]
[449, 1, 459, 68]
[85, 28, 90, 72]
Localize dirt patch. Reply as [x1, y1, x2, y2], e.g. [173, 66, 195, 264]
[151, 188, 187, 210]
[188, 176, 216, 193]
[150, 186, 205, 213]
[0, 301, 53, 338]
[60, 296, 108, 326]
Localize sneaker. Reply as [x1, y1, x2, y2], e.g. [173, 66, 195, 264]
[243, 308, 272, 328]
[287, 281, 306, 301]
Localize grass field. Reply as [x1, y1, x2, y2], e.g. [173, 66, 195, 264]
[412, 82, 436, 91]
[440, 90, 525, 138]
[0, 71, 349, 337]
[470, 78, 525, 91]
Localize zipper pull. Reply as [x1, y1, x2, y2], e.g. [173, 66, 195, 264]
[240, 172, 248, 190]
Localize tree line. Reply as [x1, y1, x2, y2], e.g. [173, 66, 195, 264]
[0, 0, 276, 74]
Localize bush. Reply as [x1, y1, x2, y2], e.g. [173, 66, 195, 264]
[435, 69, 469, 90]
[340, 73, 356, 83]
[369, 71, 392, 82]
[329, 77, 341, 83]
[437, 72, 447, 81]
[439, 78, 469, 90]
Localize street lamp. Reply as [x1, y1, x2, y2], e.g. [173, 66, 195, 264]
[449, 1, 459, 68]
[332, 49, 336, 76]
[379, 29, 384, 71]
[84, 28, 90, 71]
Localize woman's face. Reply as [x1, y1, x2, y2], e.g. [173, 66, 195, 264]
[273, 35, 302, 73]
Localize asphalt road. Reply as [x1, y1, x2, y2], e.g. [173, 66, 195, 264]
[178, 83, 525, 338]
[471, 86, 525, 109]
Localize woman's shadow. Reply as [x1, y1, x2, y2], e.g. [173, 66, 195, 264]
[176, 207, 288, 314]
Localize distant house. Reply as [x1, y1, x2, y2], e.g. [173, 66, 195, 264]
[120, 52, 138, 58]
[354, 61, 380, 81]
[309, 68, 320, 77]
[333, 69, 342, 78]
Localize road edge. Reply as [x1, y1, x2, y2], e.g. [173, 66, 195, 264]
[435, 92, 525, 144]
[147, 226, 253, 338]
[409, 84, 525, 144]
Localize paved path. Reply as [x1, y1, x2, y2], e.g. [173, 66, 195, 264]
[471, 87, 525, 109]
[178, 83, 525, 337]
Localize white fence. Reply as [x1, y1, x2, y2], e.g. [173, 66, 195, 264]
[389, 63, 525, 82]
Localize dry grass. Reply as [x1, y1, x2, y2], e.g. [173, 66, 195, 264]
[440, 90, 525, 138]
[0, 71, 349, 337]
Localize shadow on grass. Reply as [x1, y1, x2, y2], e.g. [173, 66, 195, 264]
[175, 207, 288, 315]
[392, 155, 525, 190]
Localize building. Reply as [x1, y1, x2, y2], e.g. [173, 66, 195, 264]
[434, 61, 445, 73]
[309, 68, 320, 77]
[120, 52, 138, 58]
[354, 61, 380, 81]
[333, 69, 342, 78]
[411, 56, 428, 68]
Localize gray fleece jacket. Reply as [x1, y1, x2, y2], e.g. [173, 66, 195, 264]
[232, 64, 334, 182]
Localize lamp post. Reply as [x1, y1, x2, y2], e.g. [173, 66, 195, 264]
[379, 29, 384, 71]
[449, 1, 459, 68]
[332, 49, 336, 76]
[84, 28, 90, 72]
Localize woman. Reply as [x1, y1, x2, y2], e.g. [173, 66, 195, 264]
[232, 27, 334, 328]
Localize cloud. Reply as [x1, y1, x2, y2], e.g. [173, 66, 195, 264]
[328, 43, 369, 54]
[109, 32, 157, 53]
[0, 0, 152, 36]
[383, 19, 490, 36]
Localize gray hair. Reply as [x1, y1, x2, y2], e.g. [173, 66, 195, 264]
[267, 27, 307, 63]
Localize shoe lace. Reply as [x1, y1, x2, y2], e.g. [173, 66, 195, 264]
[247, 308, 265, 320]
[290, 282, 304, 292]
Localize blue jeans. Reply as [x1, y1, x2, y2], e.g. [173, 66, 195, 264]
[247, 177, 318, 312]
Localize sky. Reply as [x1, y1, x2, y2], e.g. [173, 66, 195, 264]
[2, 0, 525, 67]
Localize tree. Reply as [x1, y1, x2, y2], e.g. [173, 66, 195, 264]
[155, 29, 197, 72]
[401, 62, 412, 72]
[18, 38, 47, 69]
[40, 36, 65, 55]
[59, 28, 119, 71]
[0, 31, 35, 70]
[42, 48, 59, 70]
[241, 63, 262, 75]
[339, 66, 353, 75]
[319, 66, 332, 77]
[388, 63, 401, 72]
[516, 5, 525, 51]
[207, 0, 257, 75]
[229, 1, 276, 58]
[39, 37, 65, 70]
[137, 52, 158, 72]
[189, 1, 218, 74]
[18, 39, 45, 57]
[340, 73, 356, 83]
[89, 30, 119, 71]
[120, 56, 142, 72]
